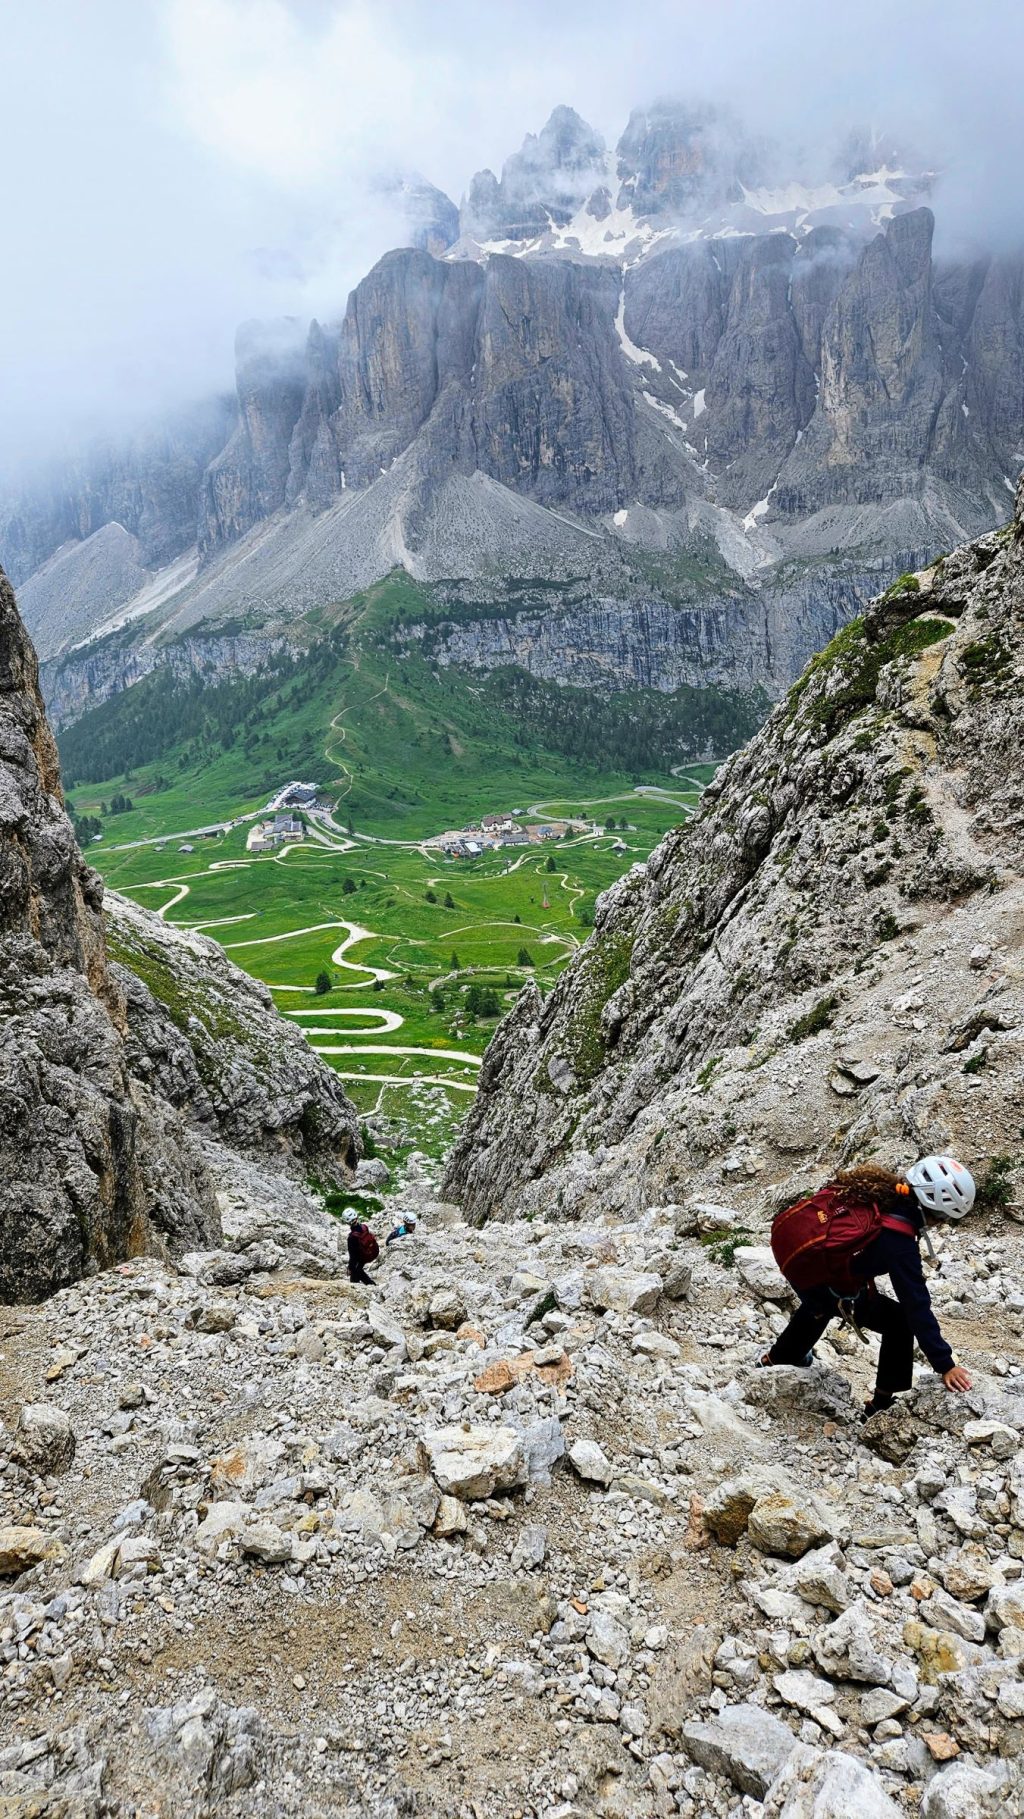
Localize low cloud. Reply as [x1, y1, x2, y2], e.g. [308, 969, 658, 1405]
[1, 0, 1022, 474]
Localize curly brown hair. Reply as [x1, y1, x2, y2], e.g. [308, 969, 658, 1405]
[832, 1163, 912, 1216]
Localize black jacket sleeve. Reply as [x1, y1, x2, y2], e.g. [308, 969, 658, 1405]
[867, 1230, 955, 1375]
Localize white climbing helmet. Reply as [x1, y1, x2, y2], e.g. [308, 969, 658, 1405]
[906, 1155, 976, 1219]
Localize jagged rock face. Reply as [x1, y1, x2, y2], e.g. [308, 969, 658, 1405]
[40, 629, 287, 731]
[376, 173, 459, 257]
[285, 320, 342, 509]
[463, 106, 606, 240]
[775, 211, 946, 515]
[398, 561, 871, 700]
[615, 100, 755, 218]
[198, 321, 308, 551]
[701, 234, 818, 506]
[196, 207, 1020, 580]
[3, 171, 1023, 716]
[444, 477, 1024, 1223]
[288, 249, 677, 521]
[106, 892, 359, 1175]
[0, 569, 360, 1300]
[0, 564, 161, 1297]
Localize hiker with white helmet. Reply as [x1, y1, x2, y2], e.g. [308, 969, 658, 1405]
[759, 1156, 975, 1417]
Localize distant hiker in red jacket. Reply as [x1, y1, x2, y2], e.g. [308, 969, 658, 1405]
[347, 1215, 380, 1286]
[761, 1156, 975, 1416]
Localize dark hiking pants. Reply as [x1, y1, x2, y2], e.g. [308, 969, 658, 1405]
[769, 1286, 914, 1398]
[348, 1263, 375, 1286]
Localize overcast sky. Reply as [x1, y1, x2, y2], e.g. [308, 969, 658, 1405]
[2, 0, 1022, 471]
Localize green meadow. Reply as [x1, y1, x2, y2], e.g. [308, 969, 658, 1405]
[62, 573, 724, 1160]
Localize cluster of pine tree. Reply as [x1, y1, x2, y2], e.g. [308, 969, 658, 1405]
[476, 667, 767, 769]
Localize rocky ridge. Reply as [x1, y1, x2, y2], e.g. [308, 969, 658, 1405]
[444, 474, 1024, 1229]
[0, 567, 360, 1300]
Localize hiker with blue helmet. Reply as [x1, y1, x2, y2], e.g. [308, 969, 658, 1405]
[759, 1157, 975, 1417]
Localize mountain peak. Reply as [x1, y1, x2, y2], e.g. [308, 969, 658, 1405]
[462, 106, 605, 242]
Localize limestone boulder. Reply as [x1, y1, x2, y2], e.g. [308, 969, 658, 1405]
[13, 1403, 76, 1476]
[568, 1439, 613, 1487]
[420, 1425, 526, 1500]
[586, 1267, 662, 1315]
[682, 1702, 796, 1798]
[763, 1742, 903, 1816]
[748, 1488, 837, 1560]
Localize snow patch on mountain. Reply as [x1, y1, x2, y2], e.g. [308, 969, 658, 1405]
[615, 290, 661, 370]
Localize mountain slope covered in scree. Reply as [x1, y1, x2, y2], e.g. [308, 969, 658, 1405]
[445, 475, 1024, 1224]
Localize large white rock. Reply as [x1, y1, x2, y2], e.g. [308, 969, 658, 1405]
[920, 1589, 986, 1644]
[586, 1609, 630, 1670]
[813, 1602, 893, 1686]
[586, 1267, 662, 1315]
[427, 1286, 467, 1330]
[518, 1415, 565, 1484]
[772, 1668, 836, 1715]
[763, 1742, 903, 1816]
[920, 1760, 1005, 1818]
[208, 1437, 284, 1499]
[733, 1245, 793, 1303]
[334, 1488, 425, 1549]
[568, 1438, 613, 1486]
[788, 1542, 852, 1613]
[985, 1581, 1024, 1636]
[239, 1520, 293, 1564]
[194, 1501, 249, 1556]
[420, 1425, 525, 1500]
[682, 1703, 795, 1798]
[213, 1152, 340, 1276]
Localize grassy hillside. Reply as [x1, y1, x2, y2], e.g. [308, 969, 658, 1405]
[92, 783, 710, 1165]
[60, 572, 762, 843]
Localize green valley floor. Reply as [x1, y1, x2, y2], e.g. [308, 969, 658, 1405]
[90, 777, 711, 1167]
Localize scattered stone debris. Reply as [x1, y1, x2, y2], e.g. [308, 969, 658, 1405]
[0, 1188, 1022, 1815]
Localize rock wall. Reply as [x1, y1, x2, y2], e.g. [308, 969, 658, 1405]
[41, 630, 289, 732]
[401, 554, 906, 698]
[444, 475, 1024, 1224]
[0, 397, 234, 586]
[0, 566, 360, 1300]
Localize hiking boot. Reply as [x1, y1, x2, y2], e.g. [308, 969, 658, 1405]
[863, 1392, 897, 1420]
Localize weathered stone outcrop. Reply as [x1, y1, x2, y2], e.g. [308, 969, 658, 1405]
[198, 320, 308, 552]
[41, 629, 288, 730]
[444, 474, 1024, 1223]
[0, 567, 359, 1300]
[462, 105, 605, 241]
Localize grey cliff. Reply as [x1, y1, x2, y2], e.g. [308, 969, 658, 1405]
[0, 567, 360, 1300]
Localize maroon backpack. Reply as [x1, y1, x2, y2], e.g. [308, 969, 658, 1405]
[350, 1223, 380, 1265]
[770, 1185, 915, 1296]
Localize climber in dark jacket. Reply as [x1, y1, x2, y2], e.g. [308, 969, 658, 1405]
[761, 1160, 974, 1415]
[346, 1217, 378, 1286]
